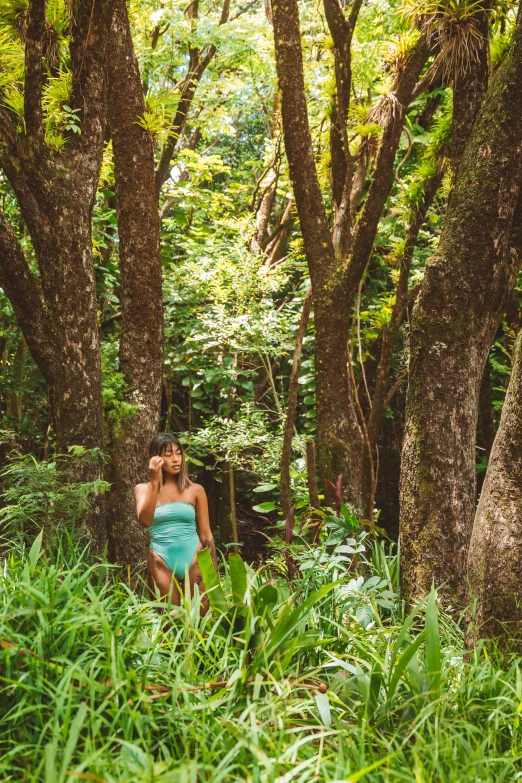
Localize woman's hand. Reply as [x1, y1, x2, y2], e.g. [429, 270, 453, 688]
[149, 456, 164, 484]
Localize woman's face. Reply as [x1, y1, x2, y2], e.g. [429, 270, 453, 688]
[161, 444, 183, 475]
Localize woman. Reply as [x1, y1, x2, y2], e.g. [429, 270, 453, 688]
[134, 433, 218, 607]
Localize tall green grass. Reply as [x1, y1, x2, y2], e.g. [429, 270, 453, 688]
[0, 529, 520, 782]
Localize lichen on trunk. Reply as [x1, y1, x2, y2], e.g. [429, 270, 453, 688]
[399, 18, 522, 606]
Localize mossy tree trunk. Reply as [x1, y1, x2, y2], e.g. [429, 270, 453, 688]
[280, 287, 312, 517]
[106, 0, 163, 571]
[399, 17, 522, 606]
[271, 0, 428, 510]
[0, 0, 114, 550]
[468, 328, 522, 647]
[271, 0, 365, 508]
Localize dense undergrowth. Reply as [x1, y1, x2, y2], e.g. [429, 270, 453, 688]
[0, 520, 521, 783]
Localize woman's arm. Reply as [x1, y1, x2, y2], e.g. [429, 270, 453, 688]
[134, 456, 163, 527]
[194, 484, 218, 573]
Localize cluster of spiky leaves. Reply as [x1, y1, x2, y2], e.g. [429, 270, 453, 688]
[0, 0, 77, 150]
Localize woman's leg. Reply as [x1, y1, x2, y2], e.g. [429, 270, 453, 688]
[188, 543, 209, 615]
[147, 549, 181, 606]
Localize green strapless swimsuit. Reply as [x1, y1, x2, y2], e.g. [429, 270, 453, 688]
[149, 502, 200, 580]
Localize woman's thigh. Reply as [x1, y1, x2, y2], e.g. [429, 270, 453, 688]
[147, 549, 181, 606]
[188, 543, 209, 615]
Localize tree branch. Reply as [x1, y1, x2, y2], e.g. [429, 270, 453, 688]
[67, 0, 115, 159]
[0, 211, 55, 383]
[411, 52, 444, 101]
[24, 0, 46, 142]
[366, 166, 443, 446]
[155, 0, 231, 192]
[280, 286, 313, 516]
[346, 35, 430, 297]
[323, 0, 363, 254]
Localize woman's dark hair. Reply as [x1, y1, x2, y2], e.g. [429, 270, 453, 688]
[149, 433, 189, 490]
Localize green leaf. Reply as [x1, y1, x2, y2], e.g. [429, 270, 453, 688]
[185, 455, 204, 466]
[252, 501, 276, 512]
[339, 751, 399, 783]
[254, 582, 278, 615]
[315, 690, 331, 727]
[367, 664, 383, 719]
[356, 604, 373, 628]
[251, 582, 339, 673]
[389, 594, 428, 673]
[58, 702, 88, 783]
[29, 530, 43, 569]
[229, 553, 247, 606]
[386, 628, 430, 709]
[197, 549, 228, 614]
[252, 483, 278, 493]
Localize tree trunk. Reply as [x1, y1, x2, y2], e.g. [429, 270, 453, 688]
[366, 169, 443, 453]
[478, 361, 496, 457]
[399, 20, 522, 606]
[271, 0, 365, 507]
[251, 170, 277, 251]
[219, 460, 238, 548]
[0, 0, 114, 550]
[107, 0, 164, 570]
[451, 7, 490, 169]
[467, 329, 522, 647]
[264, 198, 294, 267]
[280, 287, 312, 516]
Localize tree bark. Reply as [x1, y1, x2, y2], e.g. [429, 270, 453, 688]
[345, 38, 430, 299]
[363, 168, 443, 512]
[0, 211, 54, 384]
[107, 0, 164, 570]
[264, 198, 294, 267]
[219, 460, 238, 548]
[467, 329, 522, 647]
[251, 171, 277, 251]
[451, 8, 490, 169]
[367, 169, 443, 449]
[478, 361, 496, 457]
[0, 0, 114, 549]
[323, 0, 363, 256]
[271, 0, 366, 507]
[399, 19, 522, 606]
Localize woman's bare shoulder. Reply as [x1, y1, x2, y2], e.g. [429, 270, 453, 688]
[191, 483, 208, 500]
[134, 482, 149, 497]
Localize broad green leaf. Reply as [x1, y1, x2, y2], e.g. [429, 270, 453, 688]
[367, 664, 383, 719]
[356, 604, 373, 628]
[386, 628, 430, 708]
[251, 582, 338, 673]
[315, 690, 331, 727]
[29, 530, 43, 569]
[229, 553, 247, 606]
[254, 582, 278, 615]
[58, 701, 88, 783]
[197, 549, 228, 614]
[389, 594, 428, 673]
[252, 483, 277, 492]
[252, 501, 276, 512]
